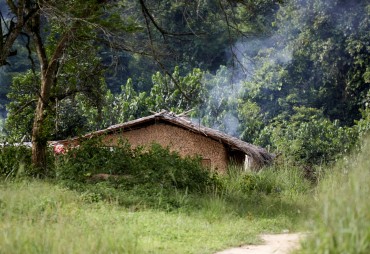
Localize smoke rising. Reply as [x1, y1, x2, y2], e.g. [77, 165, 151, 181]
[197, 25, 295, 137]
[196, 0, 368, 138]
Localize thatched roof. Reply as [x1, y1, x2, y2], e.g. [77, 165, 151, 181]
[53, 110, 274, 167]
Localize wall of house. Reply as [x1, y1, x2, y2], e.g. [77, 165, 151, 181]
[102, 123, 230, 172]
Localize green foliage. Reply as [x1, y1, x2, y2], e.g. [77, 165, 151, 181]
[77, 66, 206, 132]
[105, 79, 148, 123]
[197, 66, 242, 136]
[5, 45, 108, 141]
[222, 164, 311, 198]
[0, 145, 32, 178]
[0, 43, 32, 116]
[238, 100, 264, 143]
[55, 138, 214, 195]
[132, 143, 214, 192]
[6, 71, 39, 141]
[0, 177, 308, 254]
[72, 81, 140, 132]
[4, 0, 370, 171]
[355, 108, 370, 140]
[244, 0, 370, 125]
[149, 67, 205, 113]
[3, 0, 145, 146]
[299, 138, 370, 254]
[53, 137, 312, 215]
[256, 107, 357, 165]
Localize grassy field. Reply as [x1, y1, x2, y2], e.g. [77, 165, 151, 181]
[0, 166, 310, 254]
[4, 141, 370, 254]
[10, 138, 370, 254]
[3, 146, 370, 254]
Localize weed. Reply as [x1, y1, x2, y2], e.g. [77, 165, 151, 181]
[298, 139, 370, 254]
[0, 138, 315, 253]
[0, 178, 308, 254]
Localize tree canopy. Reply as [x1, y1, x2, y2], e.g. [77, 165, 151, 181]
[1, 0, 279, 172]
[1, 0, 369, 171]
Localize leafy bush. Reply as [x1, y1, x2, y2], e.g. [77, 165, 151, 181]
[55, 138, 215, 193]
[256, 107, 357, 165]
[132, 143, 214, 192]
[0, 144, 32, 178]
[55, 138, 135, 182]
[355, 108, 370, 140]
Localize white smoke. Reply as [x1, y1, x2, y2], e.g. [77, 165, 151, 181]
[199, 21, 295, 137]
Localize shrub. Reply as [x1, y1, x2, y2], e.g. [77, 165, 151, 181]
[356, 107, 370, 140]
[132, 143, 214, 192]
[55, 138, 215, 193]
[0, 144, 32, 178]
[55, 138, 135, 182]
[256, 107, 357, 166]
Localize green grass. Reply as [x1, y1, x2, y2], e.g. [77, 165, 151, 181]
[0, 166, 310, 254]
[297, 139, 370, 254]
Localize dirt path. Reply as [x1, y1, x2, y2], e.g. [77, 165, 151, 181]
[215, 233, 305, 254]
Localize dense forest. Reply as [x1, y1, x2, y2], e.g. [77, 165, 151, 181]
[0, 0, 369, 170]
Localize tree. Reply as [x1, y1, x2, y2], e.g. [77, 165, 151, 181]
[2, 0, 271, 172]
[242, 0, 370, 125]
[0, 0, 144, 171]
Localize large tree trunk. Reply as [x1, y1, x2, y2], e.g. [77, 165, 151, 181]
[31, 76, 52, 172]
[31, 127, 47, 170]
[30, 20, 76, 172]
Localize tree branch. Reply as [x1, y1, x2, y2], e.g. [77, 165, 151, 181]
[0, 1, 39, 66]
[50, 89, 85, 102]
[141, 2, 193, 102]
[138, 0, 195, 37]
[20, 32, 36, 72]
[47, 25, 78, 79]
[13, 99, 38, 116]
[5, 0, 17, 13]
[31, 24, 48, 74]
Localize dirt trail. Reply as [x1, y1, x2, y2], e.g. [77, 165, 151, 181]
[215, 233, 305, 254]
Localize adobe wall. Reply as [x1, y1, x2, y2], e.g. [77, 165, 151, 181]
[102, 123, 229, 172]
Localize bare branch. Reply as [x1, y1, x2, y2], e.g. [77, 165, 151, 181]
[19, 32, 36, 72]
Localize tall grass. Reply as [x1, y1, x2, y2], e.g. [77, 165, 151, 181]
[298, 139, 370, 254]
[0, 163, 312, 254]
[217, 164, 312, 226]
[0, 139, 314, 253]
[0, 177, 306, 253]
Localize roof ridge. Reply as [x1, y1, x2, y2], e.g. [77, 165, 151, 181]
[51, 111, 274, 167]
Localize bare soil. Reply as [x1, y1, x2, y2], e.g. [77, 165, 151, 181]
[215, 233, 305, 254]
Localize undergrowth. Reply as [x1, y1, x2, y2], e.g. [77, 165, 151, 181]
[298, 139, 370, 254]
[55, 138, 214, 193]
[0, 144, 31, 178]
[0, 138, 313, 253]
[51, 138, 312, 215]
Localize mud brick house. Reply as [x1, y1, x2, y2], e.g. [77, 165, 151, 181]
[52, 110, 274, 172]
